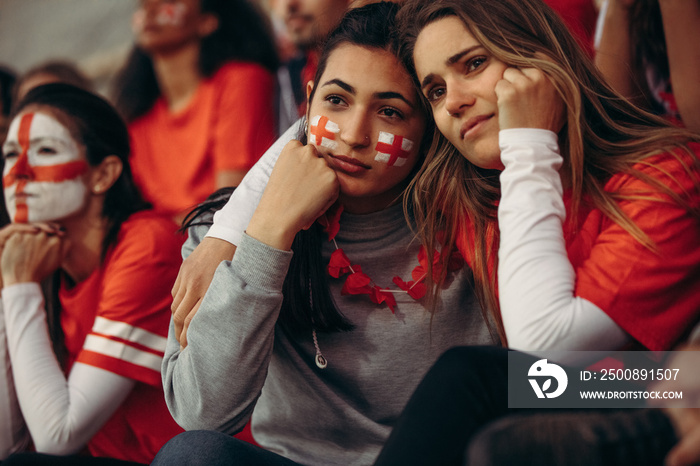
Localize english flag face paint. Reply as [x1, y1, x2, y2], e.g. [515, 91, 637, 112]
[132, 1, 187, 34]
[155, 2, 187, 26]
[374, 131, 415, 167]
[309, 115, 340, 150]
[2, 112, 89, 223]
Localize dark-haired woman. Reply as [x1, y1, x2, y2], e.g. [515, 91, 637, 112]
[155, 3, 495, 465]
[0, 83, 183, 464]
[112, 0, 278, 225]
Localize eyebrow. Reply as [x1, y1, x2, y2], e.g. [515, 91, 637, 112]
[322, 78, 355, 94]
[322, 79, 413, 106]
[420, 45, 483, 90]
[375, 91, 412, 106]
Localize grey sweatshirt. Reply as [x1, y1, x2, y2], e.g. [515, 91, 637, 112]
[162, 204, 496, 466]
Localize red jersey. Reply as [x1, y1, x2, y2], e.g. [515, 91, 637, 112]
[59, 211, 185, 463]
[129, 61, 275, 218]
[458, 145, 700, 350]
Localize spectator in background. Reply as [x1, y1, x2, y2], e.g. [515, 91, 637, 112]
[272, 0, 353, 133]
[595, 0, 700, 131]
[112, 0, 278, 226]
[14, 60, 93, 103]
[544, 0, 598, 57]
[0, 83, 183, 465]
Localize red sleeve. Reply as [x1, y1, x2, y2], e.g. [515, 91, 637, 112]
[75, 214, 184, 385]
[212, 62, 276, 172]
[574, 149, 700, 350]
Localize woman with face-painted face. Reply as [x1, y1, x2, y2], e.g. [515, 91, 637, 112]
[0, 84, 184, 464]
[155, 4, 495, 465]
[112, 0, 279, 226]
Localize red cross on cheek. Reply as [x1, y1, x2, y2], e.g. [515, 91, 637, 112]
[309, 115, 339, 150]
[156, 3, 186, 25]
[374, 131, 415, 167]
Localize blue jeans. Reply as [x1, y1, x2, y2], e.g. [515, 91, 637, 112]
[151, 430, 301, 466]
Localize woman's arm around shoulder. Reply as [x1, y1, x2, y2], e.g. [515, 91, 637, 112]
[171, 120, 302, 347]
[162, 225, 293, 433]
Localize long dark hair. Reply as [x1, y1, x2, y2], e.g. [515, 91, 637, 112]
[12, 83, 150, 362]
[0, 65, 16, 119]
[112, 0, 279, 121]
[183, 2, 431, 335]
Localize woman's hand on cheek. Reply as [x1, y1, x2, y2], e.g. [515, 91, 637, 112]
[246, 140, 339, 251]
[1, 226, 66, 287]
[495, 66, 566, 133]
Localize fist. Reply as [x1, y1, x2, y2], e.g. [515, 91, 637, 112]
[1, 229, 65, 286]
[247, 140, 340, 250]
[495, 66, 566, 134]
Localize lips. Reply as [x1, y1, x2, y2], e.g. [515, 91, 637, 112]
[327, 154, 371, 175]
[460, 114, 494, 140]
[8, 191, 31, 203]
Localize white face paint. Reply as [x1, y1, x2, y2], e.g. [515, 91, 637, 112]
[308, 114, 340, 150]
[155, 2, 187, 26]
[374, 131, 415, 167]
[2, 112, 89, 223]
[132, 1, 187, 35]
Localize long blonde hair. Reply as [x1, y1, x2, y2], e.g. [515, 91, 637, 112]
[397, 0, 700, 344]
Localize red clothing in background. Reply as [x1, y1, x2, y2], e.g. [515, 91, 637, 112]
[129, 62, 275, 219]
[545, 0, 598, 57]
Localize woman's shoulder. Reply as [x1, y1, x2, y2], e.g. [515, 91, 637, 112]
[211, 60, 274, 84]
[114, 210, 184, 256]
[606, 143, 700, 195]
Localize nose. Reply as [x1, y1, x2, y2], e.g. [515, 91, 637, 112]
[443, 81, 475, 117]
[339, 110, 372, 149]
[3, 152, 33, 186]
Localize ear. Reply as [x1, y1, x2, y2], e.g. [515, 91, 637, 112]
[198, 13, 219, 38]
[305, 80, 315, 116]
[89, 155, 123, 195]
